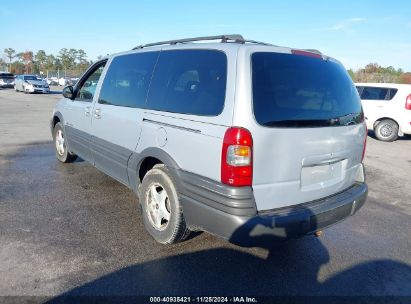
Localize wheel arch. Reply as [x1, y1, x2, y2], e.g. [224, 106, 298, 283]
[51, 111, 64, 133]
[127, 148, 181, 193]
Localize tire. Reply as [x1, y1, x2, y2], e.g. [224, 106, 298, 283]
[139, 164, 190, 244]
[53, 122, 77, 163]
[374, 119, 399, 142]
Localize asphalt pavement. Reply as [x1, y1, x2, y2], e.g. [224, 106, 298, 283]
[0, 88, 410, 301]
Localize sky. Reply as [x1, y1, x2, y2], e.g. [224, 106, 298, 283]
[1, 0, 410, 71]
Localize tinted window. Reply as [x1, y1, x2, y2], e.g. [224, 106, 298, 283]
[360, 87, 389, 100]
[252, 52, 363, 127]
[147, 50, 227, 116]
[0, 73, 14, 79]
[388, 88, 398, 100]
[23, 76, 38, 81]
[75, 63, 106, 102]
[98, 52, 159, 108]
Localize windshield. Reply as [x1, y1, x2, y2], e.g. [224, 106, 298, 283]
[24, 76, 39, 81]
[252, 52, 363, 127]
[0, 73, 14, 79]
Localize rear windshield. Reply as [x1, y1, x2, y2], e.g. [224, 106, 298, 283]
[0, 73, 14, 79]
[252, 52, 363, 127]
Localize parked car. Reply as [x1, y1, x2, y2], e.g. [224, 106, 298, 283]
[15, 75, 50, 94]
[356, 83, 411, 141]
[58, 77, 76, 86]
[0, 72, 15, 88]
[51, 35, 368, 246]
[68, 77, 79, 86]
[46, 77, 59, 86]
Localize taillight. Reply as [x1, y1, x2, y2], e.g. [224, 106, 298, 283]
[221, 127, 253, 187]
[362, 124, 367, 162]
[405, 94, 411, 110]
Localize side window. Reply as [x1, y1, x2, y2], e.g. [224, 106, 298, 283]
[356, 86, 363, 96]
[361, 87, 389, 100]
[98, 52, 159, 108]
[75, 63, 106, 102]
[147, 50, 227, 116]
[387, 88, 398, 100]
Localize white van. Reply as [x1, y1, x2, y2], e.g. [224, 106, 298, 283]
[356, 83, 411, 141]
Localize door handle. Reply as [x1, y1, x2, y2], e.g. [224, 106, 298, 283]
[94, 108, 102, 119]
[85, 106, 91, 116]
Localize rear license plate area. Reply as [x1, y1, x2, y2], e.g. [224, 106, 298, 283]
[301, 160, 345, 190]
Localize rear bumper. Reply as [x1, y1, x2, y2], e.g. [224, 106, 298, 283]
[177, 169, 367, 246]
[230, 183, 367, 246]
[400, 121, 411, 135]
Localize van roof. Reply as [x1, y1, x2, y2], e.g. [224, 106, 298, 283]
[110, 34, 334, 61]
[132, 34, 323, 54]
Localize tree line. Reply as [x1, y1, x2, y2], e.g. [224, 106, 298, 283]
[1, 48, 410, 84]
[348, 63, 410, 84]
[1, 48, 98, 77]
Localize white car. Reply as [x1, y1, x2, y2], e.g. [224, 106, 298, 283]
[46, 77, 59, 85]
[356, 83, 411, 141]
[58, 77, 71, 86]
[14, 75, 50, 94]
[0, 72, 15, 88]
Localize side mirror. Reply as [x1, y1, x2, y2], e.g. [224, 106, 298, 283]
[62, 86, 75, 100]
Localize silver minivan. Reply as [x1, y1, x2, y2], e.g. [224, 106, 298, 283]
[51, 35, 368, 246]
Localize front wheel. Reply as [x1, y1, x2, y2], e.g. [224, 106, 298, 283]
[53, 122, 77, 163]
[374, 119, 399, 142]
[139, 164, 190, 244]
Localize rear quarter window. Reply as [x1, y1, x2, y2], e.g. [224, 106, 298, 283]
[146, 49, 227, 116]
[360, 87, 389, 100]
[252, 52, 362, 127]
[387, 88, 398, 100]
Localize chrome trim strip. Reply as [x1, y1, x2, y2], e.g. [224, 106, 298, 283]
[142, 118, 201, 134]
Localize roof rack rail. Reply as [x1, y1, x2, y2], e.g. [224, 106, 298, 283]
[132, 34, 244, 50]
[132, 34, 274, 50]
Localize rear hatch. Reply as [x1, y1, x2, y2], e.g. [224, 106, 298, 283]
[249, 51, 366, 211]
